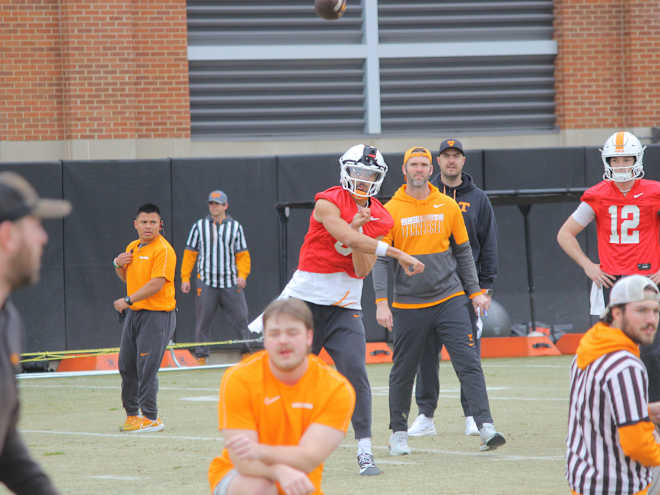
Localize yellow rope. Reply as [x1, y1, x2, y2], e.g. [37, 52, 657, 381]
[19, 338, 262, 364]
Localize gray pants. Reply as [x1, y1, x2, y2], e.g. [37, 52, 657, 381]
[307, 302, 372, 440]
[389, 295, 493, 432]
[194, 280, 250, 357]
[118, 309, 176, 420]
[415, 297, 480, 418]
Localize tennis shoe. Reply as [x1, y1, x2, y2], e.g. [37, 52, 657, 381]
[408, 414, 436, 437]
[357, 452, 381, 476]
[121, 416, 165, 433]
[119, 415, 141, 432]
[479, 423, 505, 451]
[389, 431, 412, 455]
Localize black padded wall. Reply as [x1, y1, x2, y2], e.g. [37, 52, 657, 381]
[171, 157, 278, 345]
[62, 159, 173, 349]
[0, 162, 66, 352]
[6, 143, 659, 352]
[484, 147, 590, 332]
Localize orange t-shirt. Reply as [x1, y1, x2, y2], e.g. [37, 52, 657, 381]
[124, 234, 176, 311]
[208, 352, 356, 494]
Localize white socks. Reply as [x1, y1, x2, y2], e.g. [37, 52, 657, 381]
[357, 437, 372, 455]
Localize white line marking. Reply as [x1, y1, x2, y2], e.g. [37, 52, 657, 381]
[22, 430, 562, 462]
[20, 384, 219, 392]
[339, 444, 562, 462]
[181, 395, 218, 402]
[89, 475, 147, 481]
[22, 430, 223, 442]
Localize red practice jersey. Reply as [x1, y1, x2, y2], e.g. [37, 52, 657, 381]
[582, 179, 660, 275]
[297, 186, 394, 279]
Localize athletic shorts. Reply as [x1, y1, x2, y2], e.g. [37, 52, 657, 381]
[213, 469, 238, 495]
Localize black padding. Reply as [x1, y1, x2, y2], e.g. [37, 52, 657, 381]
[0, 162, 66, 352]
[62, 159, 172, 349]
[172, 157, 278, 345]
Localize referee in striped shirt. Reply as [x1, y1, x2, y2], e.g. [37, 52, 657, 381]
[180, 190, 252, 362]
[567, 275, 660, 495]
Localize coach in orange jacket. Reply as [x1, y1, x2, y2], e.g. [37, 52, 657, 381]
[371, 146, 505, 456]
[567, 275, 660, 495]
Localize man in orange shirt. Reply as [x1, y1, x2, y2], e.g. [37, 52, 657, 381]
[209, 298, 355, 495]
[112, 203, 177, 433]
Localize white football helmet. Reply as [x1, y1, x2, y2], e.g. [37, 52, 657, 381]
[339, 144, 388, 198]
[601, 131, 646, 182]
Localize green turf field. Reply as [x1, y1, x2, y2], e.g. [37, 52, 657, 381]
[8, 355, 572, 494]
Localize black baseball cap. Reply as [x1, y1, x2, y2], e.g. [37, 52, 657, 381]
[438, 138, 465, 156]
[0, 172, 71, 222]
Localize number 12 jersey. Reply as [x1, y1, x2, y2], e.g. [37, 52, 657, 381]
[581, 179, 660, 275]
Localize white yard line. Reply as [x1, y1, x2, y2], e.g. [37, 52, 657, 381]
[21, 430, 563, 462]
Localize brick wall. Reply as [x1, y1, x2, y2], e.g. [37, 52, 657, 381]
[3, 0, 65, 141]
[4, 0, 190, 142]
[554, 0, 660, 129]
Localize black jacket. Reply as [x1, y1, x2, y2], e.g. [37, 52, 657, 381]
[431, 172, 498, 290]
[0, 299, 59, 494]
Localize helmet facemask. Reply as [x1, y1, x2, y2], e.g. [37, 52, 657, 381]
[339, 145, 388, 198]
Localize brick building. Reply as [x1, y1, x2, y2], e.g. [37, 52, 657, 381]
[2, 0, 658, 161]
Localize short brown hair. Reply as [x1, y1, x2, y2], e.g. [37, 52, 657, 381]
[262, 298, 313, 331]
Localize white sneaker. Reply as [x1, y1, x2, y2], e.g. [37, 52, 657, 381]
[389, 431, 412, 456]
[464, 416, 479, 436]
[479, 423, 506, 451]
[408, 414, 437, 437]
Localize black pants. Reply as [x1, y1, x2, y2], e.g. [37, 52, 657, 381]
[118, 309, 176, 420]
[415, 296, 481, 418]
[307, 302, 372, 440]
[389, 295, 493, 432]
[194, 280, 251, 357]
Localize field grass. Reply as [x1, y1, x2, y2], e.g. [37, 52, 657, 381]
[7, 354, 573, 494]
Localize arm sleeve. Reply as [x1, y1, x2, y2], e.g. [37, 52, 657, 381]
[617, 421, 660, 466]
[571, 202, 595, 227]
[453, 241, 481, 297]
[0, 408, 60, 494]
[235, 250, 251, 280]
[180, 249, 198, 283]
[476, 197, 498, 289]
[372, 254, 393, 301]
[606, 365, 660, 465]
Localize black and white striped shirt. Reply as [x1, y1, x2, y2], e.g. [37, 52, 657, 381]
[185, 216, 248, 288]
[566, 350, 652, 495]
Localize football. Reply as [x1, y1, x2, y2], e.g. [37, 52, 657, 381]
[314, 0, 347, 20]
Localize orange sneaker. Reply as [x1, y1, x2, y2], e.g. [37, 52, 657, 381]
[120, 416, 165, 433]
[135, 416, 165, 432]
[119, 415, 141, 432]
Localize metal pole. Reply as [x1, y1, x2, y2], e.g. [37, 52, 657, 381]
[277, 206, 290, 290]
[518, 204, 536, 332]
